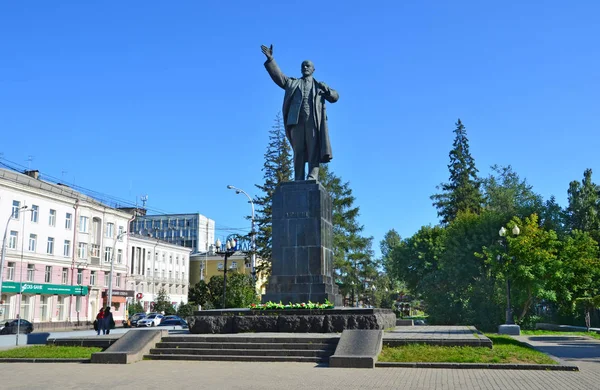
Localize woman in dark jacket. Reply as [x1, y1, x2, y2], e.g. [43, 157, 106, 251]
[103, 307, 114, 335]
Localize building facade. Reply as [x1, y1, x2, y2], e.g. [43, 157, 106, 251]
[130, 213, 215, 254]
[0, 168, 133, 324]
[127, 234, 191, 312]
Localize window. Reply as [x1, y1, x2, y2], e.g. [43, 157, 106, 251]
[182, 257, 186, 267]
[117, 249, 123, 264]
[77, 269, 83, 285]
[77, 242, 87, 259]
[49, 209, 56, 226]
[28, 234, 37, 252]
[45, 266, 52, 283]
[12, 200, 21, 219]
[65, 213, 72, 229]
[169, 255, 173, 264]
[231, 261, 237, 269]
[104, 272, 109, 287]
[104, 247, 113, 263]
[116, 273, 121, 287]
[105, 222, 114, 238]
[169, 270, 172, 281]
[182, 272, 185, 281]
[79, 216, 89, 233]
[8, 231, 18, 249]
[31, 205, 39, 222]
[90, 271, 96, 286]
[7, 262, 15, 281]
[64, 240, 71, 257]
[47, 237, 54, 255]
[118, 226, 124, 240]
[27, 264, 35, 281]
[176, 256, 179, 265]
[62, 268, 68, 284]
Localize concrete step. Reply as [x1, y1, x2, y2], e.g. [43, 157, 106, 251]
[162, 336, 339, 344]
[154, 341, 336, 350]
[143, 354, 326, 363]
[149, 347, 333, 357]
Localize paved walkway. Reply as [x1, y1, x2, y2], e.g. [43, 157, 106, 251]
[1, 333, 600, 389]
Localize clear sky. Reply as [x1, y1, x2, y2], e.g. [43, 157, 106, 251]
[1, 1, 599, 256]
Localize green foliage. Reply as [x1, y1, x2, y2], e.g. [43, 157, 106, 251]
[378, 334, 556, 364]
[431, 119, 483, 224]
[151, 287, 176, 315]
[176, 302, 196, 317]
[567, 168, 600, 242]
[188, 274, 258, 309]
[127, 301, 145, 316]
[0, 345, 102, 359]
[253, 112, 293, 278]
[319, 165, 377, 306]
[249, 300, 334, 310]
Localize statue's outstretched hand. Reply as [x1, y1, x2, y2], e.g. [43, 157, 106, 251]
[261, 44, 273, 60]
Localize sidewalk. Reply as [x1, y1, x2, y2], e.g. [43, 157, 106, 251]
[1, 333, 600, 389]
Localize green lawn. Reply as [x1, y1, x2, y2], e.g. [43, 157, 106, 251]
[0, 345, 102, 359]
[521, 329, 600, 340]
[378, 334, 556, 364]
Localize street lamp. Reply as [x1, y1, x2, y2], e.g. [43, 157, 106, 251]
[226, 185, 256, 287]
[498, 224, 521, 335]
[107, 231, 127, 309]
[0, 205, 29, 299]
[215, 237, 236, 309]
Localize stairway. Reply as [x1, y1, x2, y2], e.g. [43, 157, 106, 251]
[144, 334, 339, 363]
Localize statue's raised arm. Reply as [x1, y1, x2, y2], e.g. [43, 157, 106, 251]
[261, 44, 273, 61]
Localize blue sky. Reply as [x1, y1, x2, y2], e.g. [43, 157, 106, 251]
[1, 1, 599, 256]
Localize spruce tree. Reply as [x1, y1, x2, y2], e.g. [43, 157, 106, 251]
[319, 165, 377, 305]
[431, 119, 483, 224]
[253, 113, 293, 276]
[567, 169, 600, 241]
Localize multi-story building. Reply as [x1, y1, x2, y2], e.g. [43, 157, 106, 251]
[130, 213, 215, 254]
[0, 168, 133, 324]
[127, 234, 191, 312]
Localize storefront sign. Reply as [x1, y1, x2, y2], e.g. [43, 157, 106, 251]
[0, 281, 88, 295]
[101, 289, 135, 298]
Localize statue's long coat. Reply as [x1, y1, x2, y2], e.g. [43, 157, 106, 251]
[264, 59, 339, 163]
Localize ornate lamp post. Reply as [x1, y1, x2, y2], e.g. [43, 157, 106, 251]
[226, 185, 256, 287]
[215, 237, 237, 309]
[498, 225, 521, 335]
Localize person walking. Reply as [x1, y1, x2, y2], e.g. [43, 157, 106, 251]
[103, 307, 114, 335]
[95, 308, 105, 335]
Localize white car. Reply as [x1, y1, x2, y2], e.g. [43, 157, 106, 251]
[136, 313, 164, 327]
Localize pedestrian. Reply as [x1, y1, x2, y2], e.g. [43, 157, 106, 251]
[95, 308, 105, 335]
[103, 307, 114, 335]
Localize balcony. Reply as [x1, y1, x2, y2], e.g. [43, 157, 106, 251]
[90, 244, 100, 258]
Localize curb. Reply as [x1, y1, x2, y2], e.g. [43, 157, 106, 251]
[0, 358, 90, 363]
[375, 362, 578, 371]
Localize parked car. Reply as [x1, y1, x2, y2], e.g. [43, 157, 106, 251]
[125, 313, 147, 328]
[137, 313, 164, 327]
[0, 319, 34, 335]
[158, 317, 189, 328]
[161, 315, 183, 322]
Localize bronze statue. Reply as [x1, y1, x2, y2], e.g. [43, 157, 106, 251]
[261, 44, 339, 181]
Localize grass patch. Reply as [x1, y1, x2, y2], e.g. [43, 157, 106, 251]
[378, 334, 556, 364]
[0, 345, 102, 359]
[521, 329, 600, 340]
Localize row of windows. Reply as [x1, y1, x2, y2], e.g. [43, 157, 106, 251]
[8, 232, 124, 263]
[11, 200, 124, 237]
[4, 264, 122, 287]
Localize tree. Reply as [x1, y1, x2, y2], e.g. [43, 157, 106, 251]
[176, 302, 196, 318]
[128, 301, 144, 316]
[431, 119, 483, 224]
[152, 287, 176, 315]
[206, 273, 259, 309]
[380, 229, 401, 277]
[319, 165, 377, 305]
[482, 165, 543, 219]
[253, 112, 293, 277]
[567, 169, 600, 241]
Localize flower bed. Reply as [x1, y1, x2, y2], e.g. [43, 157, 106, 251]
[248, 300, 334, 310]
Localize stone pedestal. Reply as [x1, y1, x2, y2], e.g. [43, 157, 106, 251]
[263, 180, 342, 306]
[498, 324, 521, 335]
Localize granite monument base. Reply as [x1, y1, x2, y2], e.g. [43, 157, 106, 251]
[263, 180, 342, 306]
[188, 308, 396, 334]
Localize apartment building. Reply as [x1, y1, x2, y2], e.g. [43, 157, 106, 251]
[0, 168, 132, 324]
[127, 234, 191, 312]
